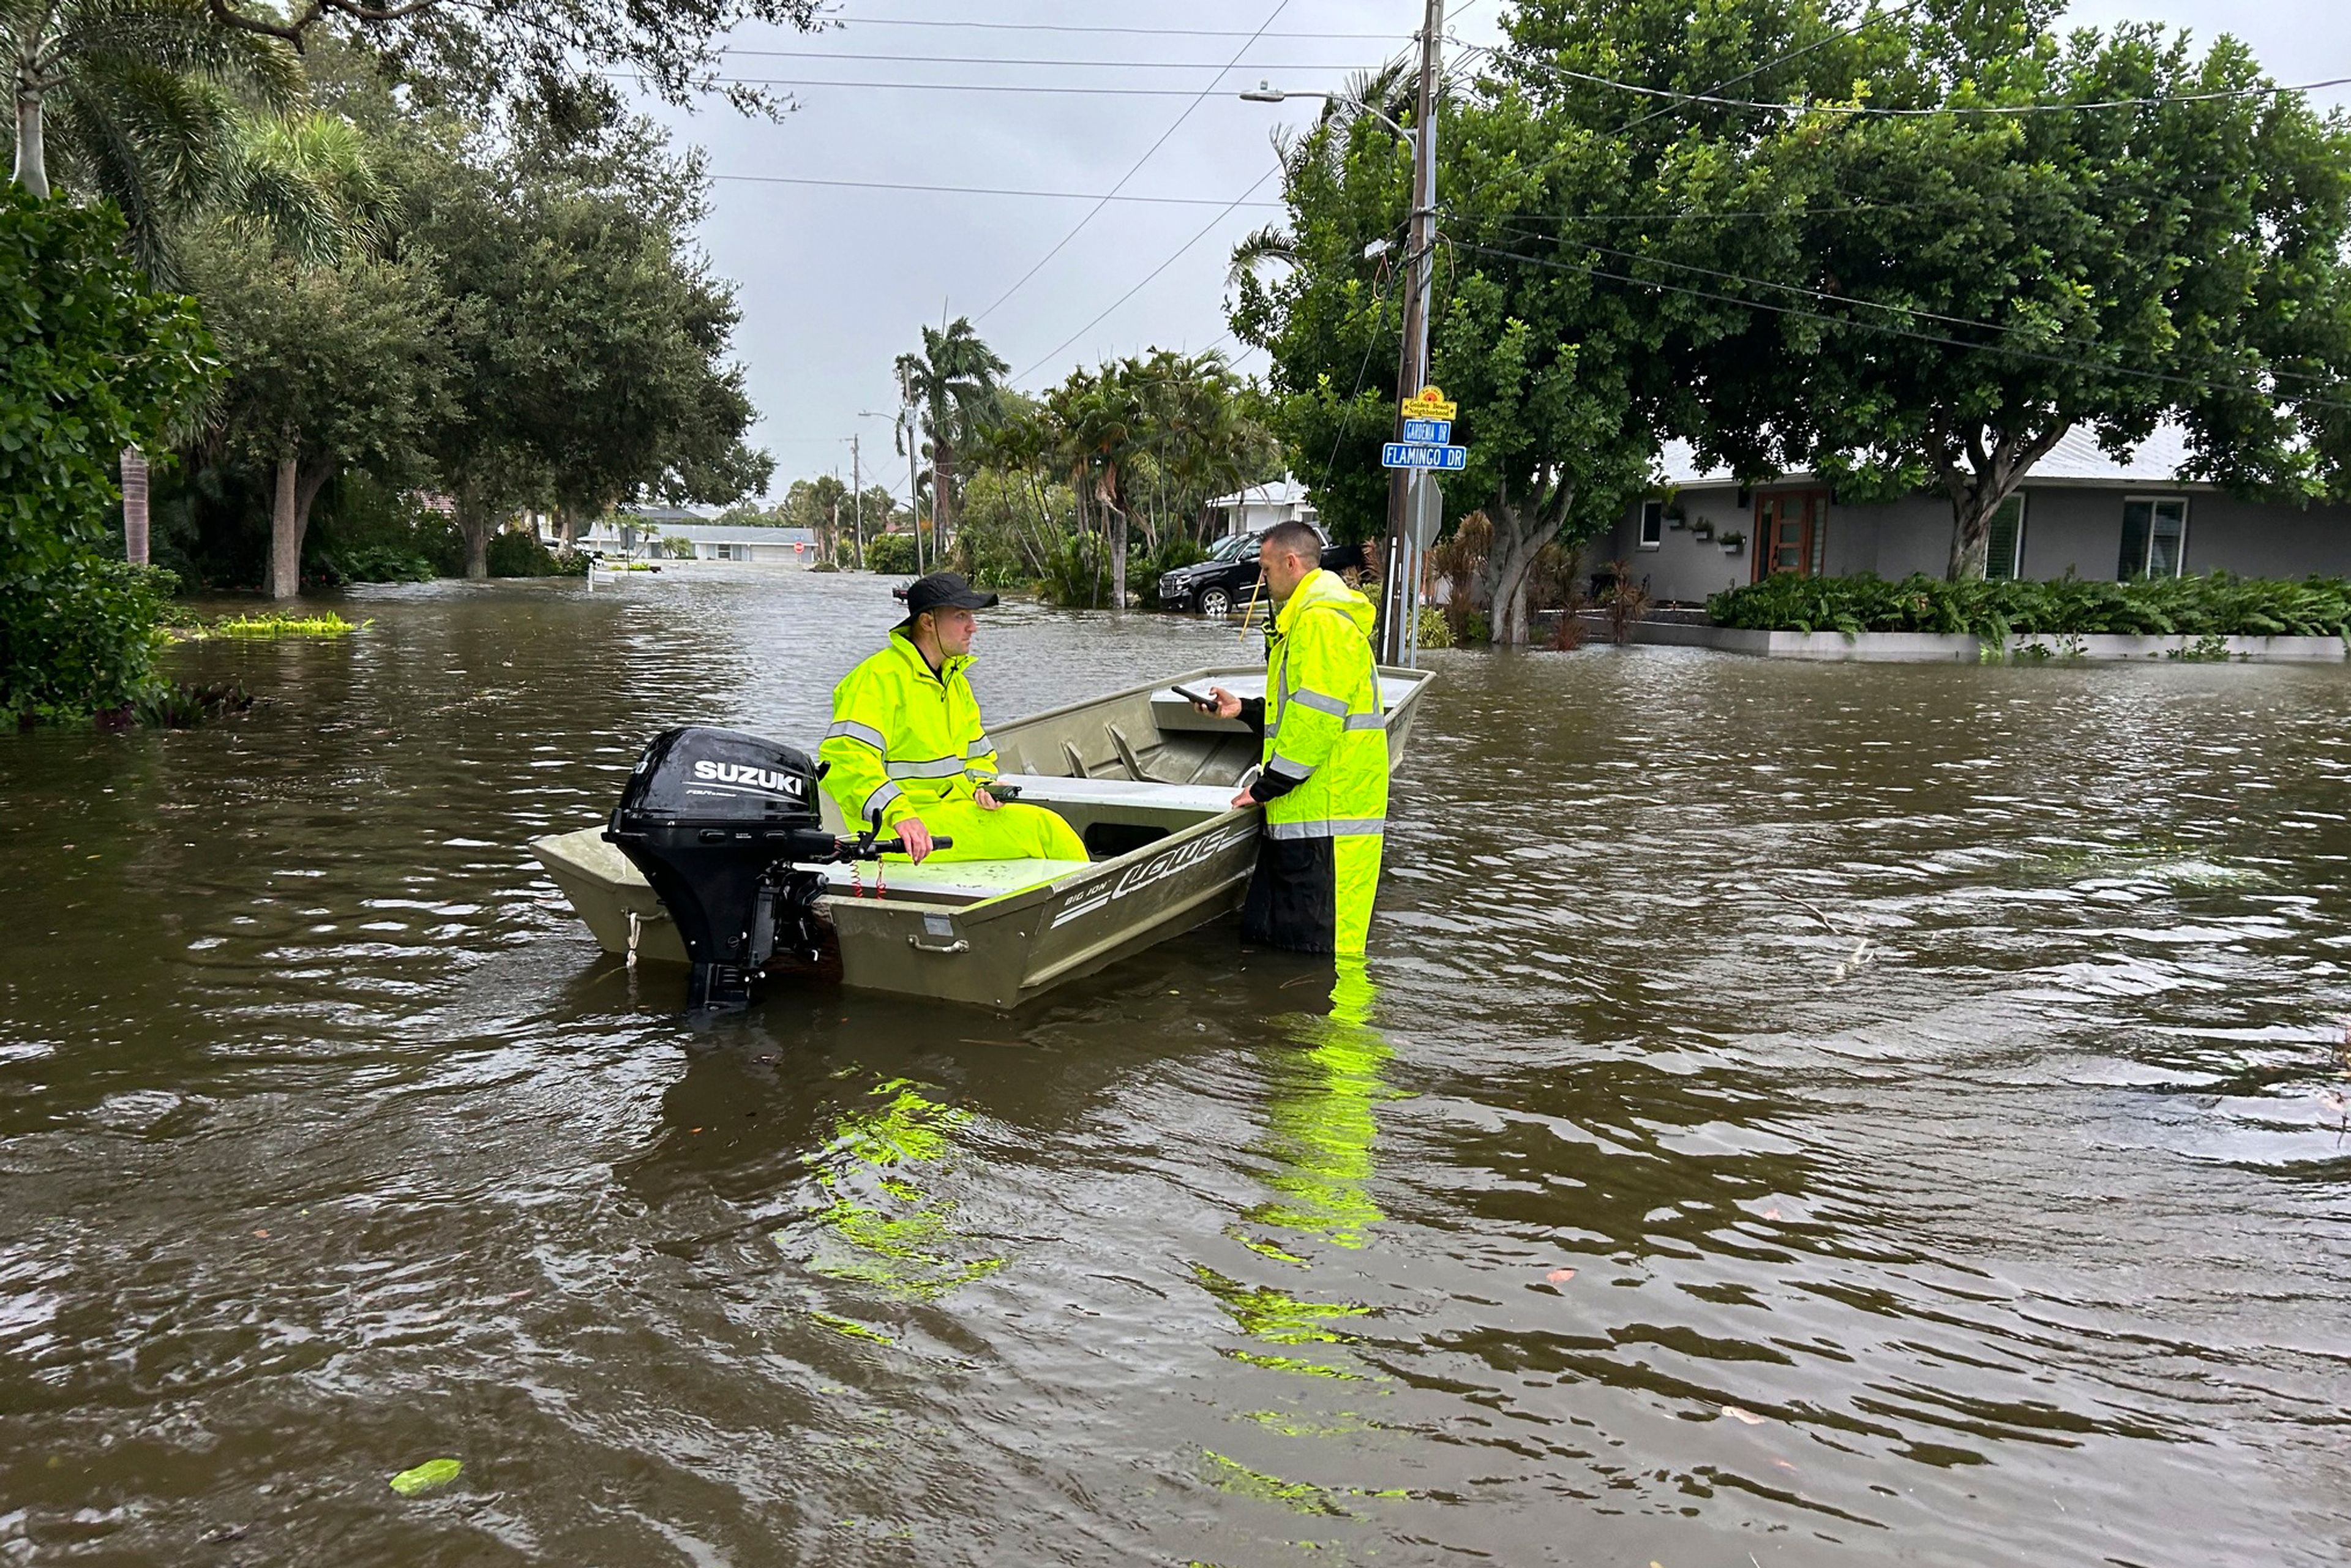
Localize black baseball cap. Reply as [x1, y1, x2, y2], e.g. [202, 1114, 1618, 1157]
[896, 571, 999, 629]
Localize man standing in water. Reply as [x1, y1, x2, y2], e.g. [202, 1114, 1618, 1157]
[820, 572, 1089, 865]
[1201, 522, 1389, 955]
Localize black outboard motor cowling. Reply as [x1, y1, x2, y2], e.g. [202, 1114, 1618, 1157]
[606, 726, 838, 1009]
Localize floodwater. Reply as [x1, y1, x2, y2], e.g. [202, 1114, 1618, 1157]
[3, 566, 2349, 1567]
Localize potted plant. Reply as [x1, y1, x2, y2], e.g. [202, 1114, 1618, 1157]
[1690, 518, 1714, 541]
[1717, 528, 1746, 554]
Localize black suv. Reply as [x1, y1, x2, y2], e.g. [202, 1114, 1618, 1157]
[1158, 527, 1371, 617]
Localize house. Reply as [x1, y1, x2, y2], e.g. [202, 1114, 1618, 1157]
[1209, 475, 1319, 539]
[552, 508, 820, 565]
[1608, 426, 2351, 602]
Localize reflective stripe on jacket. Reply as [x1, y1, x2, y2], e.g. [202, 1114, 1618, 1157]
[819, 631, 1000, 829]
[1258, 568, 1388, 838]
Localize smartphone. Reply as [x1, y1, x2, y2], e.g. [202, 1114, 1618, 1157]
[1170, 683, 1216, 709]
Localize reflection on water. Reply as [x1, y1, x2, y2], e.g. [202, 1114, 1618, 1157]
[1, 567, 2348, 1566]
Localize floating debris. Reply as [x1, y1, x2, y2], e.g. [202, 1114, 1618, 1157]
[388, 1457, 461, 1496]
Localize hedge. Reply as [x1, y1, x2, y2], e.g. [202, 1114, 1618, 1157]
[1707, 571, 2351, 641]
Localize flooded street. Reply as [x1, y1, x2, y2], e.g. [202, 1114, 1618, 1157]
[4, 566, 2349, 1566]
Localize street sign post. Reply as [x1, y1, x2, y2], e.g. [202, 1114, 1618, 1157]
[1401, 418, 1451, 444]
[1406, 473, 1441, 548]
[1382, 441, 1468, 471]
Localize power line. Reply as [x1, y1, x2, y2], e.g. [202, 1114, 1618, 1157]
[1498, 47, 2351, 117]
[1611, 1, 1921, 133]
[1445, 236, 2351, 412]
[1474, 217, 2351, 392]
[1014, 168, 1281, 382]
[710, 171, 1284, 208]
[830, 16, 1407, 40]
[615, 73, 1312, 97]
[975, 0, 1301, 326]
[718, 48, 1392, 70]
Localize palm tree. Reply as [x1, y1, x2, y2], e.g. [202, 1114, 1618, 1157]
[6, 1, 299, 233]
[894, 316, 1007, 553]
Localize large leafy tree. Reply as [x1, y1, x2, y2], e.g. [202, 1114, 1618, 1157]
[187, 110, 447, 598]
[413, 128, 769, 576]
[1235, 0, 1818, 642]
[895, 317, 1008, 550]
[1681, 2, 2351, 578]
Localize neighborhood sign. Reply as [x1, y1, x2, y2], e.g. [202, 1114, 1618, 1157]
[1400, 384, 1458, 421]
[1382, 441, 1468, 471]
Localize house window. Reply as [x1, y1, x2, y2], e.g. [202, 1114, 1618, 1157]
[1638, 500, 1664, 550]
[2118, 497, 2187, 579]
[1985, 495, 2027, 580]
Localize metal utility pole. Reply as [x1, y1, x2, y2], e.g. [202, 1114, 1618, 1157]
[904, 405, 926, 573]
[850, 433, 866, 569]
[1378, 0, 1446, 665]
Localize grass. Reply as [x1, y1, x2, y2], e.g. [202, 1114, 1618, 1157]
[1709, 571, 2351, 642]
[171, 610, 370, 642]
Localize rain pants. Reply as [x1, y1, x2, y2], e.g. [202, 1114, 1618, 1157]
[819, 631, 1088, 863]
[1238, 569, 1389, 955]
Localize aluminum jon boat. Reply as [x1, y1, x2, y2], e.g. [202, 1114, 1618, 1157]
[530, 664, 1435, 1009]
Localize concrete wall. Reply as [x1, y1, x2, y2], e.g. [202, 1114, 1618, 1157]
[1612, 481, 2351, 593]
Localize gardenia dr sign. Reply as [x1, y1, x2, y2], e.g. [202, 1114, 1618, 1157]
[1382, 385, 1468, 471]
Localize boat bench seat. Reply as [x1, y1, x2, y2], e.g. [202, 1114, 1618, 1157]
[804, 855, 1092, 904]
[993, 773, 1237, 822]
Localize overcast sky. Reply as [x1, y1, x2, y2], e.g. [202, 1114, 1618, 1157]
[632, 2, 2351, 504]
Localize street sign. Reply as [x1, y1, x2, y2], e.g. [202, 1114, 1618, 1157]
[1382, 441, 1468, 471]
[1406, 473, 1442, 547]
[1401, 417, 1451, 444]
[1401, 384, 1458, 421]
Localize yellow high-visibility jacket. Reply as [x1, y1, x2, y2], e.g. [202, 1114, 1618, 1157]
[819, 631, 999, 831]
[1253, 569, 1389, 838]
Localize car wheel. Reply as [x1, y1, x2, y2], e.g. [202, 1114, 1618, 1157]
[1198, 585, 1233, 617]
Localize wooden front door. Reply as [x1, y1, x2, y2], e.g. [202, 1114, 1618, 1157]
[1753, 490, 1828, 581]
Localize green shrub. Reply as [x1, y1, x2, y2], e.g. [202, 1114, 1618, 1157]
[862, 531, 919, 575]
[486, 529, 587, 577]
[1, 560, 178, 721]
[1707, 571, 2351, 642]
[1415, 605, 1455, 649]
[1038, 532, 1107, 607]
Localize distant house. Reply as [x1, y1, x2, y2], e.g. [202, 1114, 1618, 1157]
[1608, 426, 2351, 602]
[553, 508, 820, 565]
[1209, 475, 1319, 539]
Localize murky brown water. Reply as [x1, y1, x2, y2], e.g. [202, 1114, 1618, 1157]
[4, 566, 2349, 1566]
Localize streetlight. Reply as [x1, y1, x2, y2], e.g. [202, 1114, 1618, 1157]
[1240, 0, 1446, 665]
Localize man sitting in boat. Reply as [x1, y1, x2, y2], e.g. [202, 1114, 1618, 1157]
[819, 572, 1090, 866]
[1200, 522, 1389, 955]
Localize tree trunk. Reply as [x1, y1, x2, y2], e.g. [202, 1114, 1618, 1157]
[1481, 498, 1556, 647]
[456, 490, 495, 579]
[121, 446, 149, 566]
[1930, 419, 2069, 582]
[267, 457, 301, 599]
[1109, 508, 1128, 611]
[1946, 495, 2000, 582]
[13, 86, 47, 199]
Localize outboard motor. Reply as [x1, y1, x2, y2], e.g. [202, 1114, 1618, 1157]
[608, 726, 907, 1011]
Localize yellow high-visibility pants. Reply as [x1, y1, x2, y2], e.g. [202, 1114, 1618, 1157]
[885, 797, 1088, 863]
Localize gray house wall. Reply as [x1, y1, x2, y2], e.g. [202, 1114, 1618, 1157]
[1611, 479, 2351, 600]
